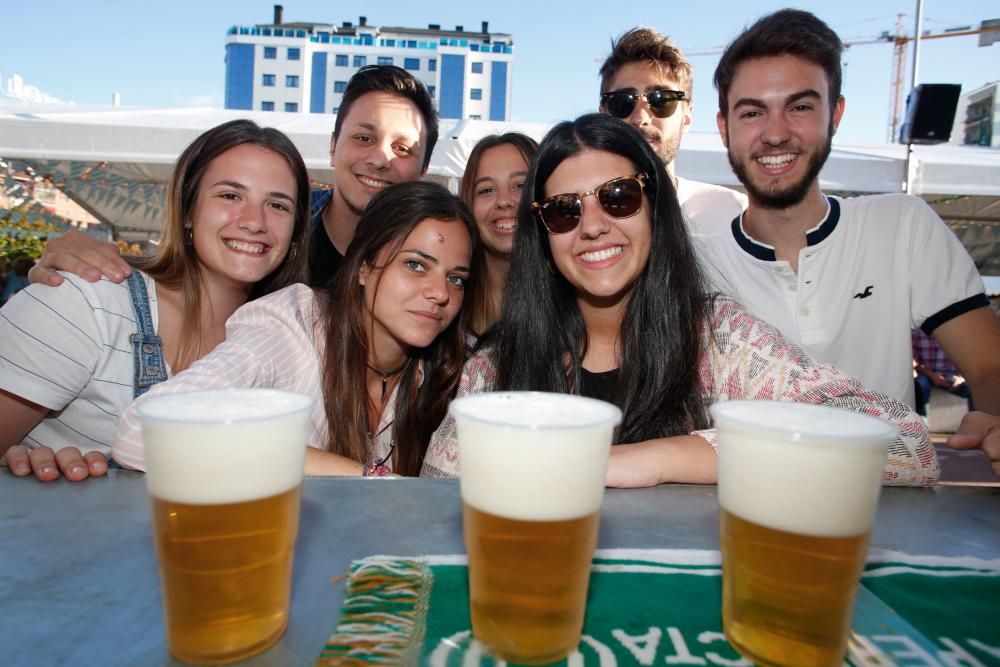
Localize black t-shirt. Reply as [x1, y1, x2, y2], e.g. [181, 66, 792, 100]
[580, 367, 619, 403]
[308, 190, 344, 289]
[308, 220, 343, 289]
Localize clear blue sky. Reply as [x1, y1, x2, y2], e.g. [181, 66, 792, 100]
[2, 1, 997, 144]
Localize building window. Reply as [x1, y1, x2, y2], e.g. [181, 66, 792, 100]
[332, 106, 339, 114]
[335, 54, 348, 66]
[264, 46, 277, 59]
[262, 101, 275, 111]
[286, 75, 299, 88]
[378, 56, 393, 65]
[471, 62, 483, 74]
[334, 81, 347, 93]
[404, 58, 420, 71]
[385, 39, 396, 47]
[407, 40, 417, 48]
[470, 88, 483, 100]
[428, 85, 436, 98]
[285, 102, 298, 112]
[470, 114, 482, 120]
[262, 74, 276, 87]
[288, 48, 300, 60]
[428, 59, 437, 72]
[353, 55, 367, 67]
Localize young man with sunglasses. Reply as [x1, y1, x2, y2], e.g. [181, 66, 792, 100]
[599, 28, 746, 237]
[27, 65, 438, 290]
[702, 9, 1000, 419]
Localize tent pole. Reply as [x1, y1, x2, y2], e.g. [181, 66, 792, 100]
[903, 0, 924, 194]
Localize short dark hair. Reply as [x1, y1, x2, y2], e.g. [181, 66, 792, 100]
[333, 65, 439, 171]
[599, 28, 693, 99]
[714, 9, 843, 116]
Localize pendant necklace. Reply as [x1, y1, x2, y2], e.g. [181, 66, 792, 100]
[367, 360, 410, 400]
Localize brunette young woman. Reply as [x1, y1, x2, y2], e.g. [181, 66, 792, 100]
[0, 120, 309, 481]
[113, 181, 480, 477]
[423, 114, 938, 487]
[460, 133, 538, 334]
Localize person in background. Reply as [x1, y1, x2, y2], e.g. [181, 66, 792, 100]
[114, 181, 480, 478]
[0, 120, 309, 481]
[27, 65, 438, 290]
[911, 328, 973, 417]
[1, 257, 33, 303]
[598, 27, 746, 236]
[460, 132, 539, 335]
[423, 113, 937, 487]
[700, 9, 1000, 413]
[0, 256, 9, 305]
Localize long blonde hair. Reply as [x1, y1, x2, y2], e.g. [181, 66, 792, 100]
[136, 120, 310, 371]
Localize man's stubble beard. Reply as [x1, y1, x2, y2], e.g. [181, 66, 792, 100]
[727, 122, 833, 210]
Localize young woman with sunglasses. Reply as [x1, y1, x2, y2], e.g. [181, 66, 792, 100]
[422, 114, 937, 486]
[113, 182, 479, 477]
[0, 120, 309, 482]
[460, 133, 539, 334]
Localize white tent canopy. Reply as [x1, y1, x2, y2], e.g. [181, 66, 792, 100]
[2, 103, 1000, 236]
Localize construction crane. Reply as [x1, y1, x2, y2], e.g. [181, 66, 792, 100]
[884, 18, 1000, 142]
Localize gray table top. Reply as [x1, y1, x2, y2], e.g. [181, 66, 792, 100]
[1, 471, 997, 666]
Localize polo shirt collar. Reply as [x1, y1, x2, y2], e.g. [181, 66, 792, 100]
[730, 196, 840, 261]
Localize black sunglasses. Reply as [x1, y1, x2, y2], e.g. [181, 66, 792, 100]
[531, 174, 647, 235]
[600, 87, 686, 119]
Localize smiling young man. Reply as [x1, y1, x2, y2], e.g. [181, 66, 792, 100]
[699, 9, 1000, 414]
[598, 28, 746, 236]
[309, 65, 439, 286]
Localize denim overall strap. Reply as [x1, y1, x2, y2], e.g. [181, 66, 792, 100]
[126, 272, 168, 399]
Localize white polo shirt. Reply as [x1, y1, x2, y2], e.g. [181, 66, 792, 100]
[697, 193, 988, 406]
[676, 176, 747, 238]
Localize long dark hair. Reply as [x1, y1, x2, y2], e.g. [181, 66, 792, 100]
[138, 119, 310, 371]
[489, 113, 711, 441]
[459, 132, 539, 334]
[320, 181, 481, 475]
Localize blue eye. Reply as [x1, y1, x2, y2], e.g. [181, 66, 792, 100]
[448, 275, 466, 289]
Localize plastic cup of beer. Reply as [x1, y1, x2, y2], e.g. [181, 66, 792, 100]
[138, 388, 313, 665]
[451, 391, 622, 665]
[711, 400, 896, 667]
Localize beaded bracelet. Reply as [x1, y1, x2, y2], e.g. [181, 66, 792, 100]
[363, 462, 390, 477]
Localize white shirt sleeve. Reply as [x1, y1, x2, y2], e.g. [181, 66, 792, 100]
[112, 284, 327, 470]
[903, 196, 986, 330]
[0, 275, 110, 410]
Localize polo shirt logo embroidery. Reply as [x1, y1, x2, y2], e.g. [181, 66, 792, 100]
[853, 285, 874, 299]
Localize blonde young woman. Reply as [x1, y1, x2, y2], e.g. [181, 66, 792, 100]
[0, 120, 310, 481]
[460, 133, 538, 335]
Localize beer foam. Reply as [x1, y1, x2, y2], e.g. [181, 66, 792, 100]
[451, 392, 622, 521]
[140, 389, 313, 505]
[712, 401, 896, 538]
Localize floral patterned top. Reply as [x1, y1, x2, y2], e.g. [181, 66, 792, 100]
[422, 296, 938, 486]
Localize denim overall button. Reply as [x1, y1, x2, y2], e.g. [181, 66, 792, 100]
[142, 344, 154, 354]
